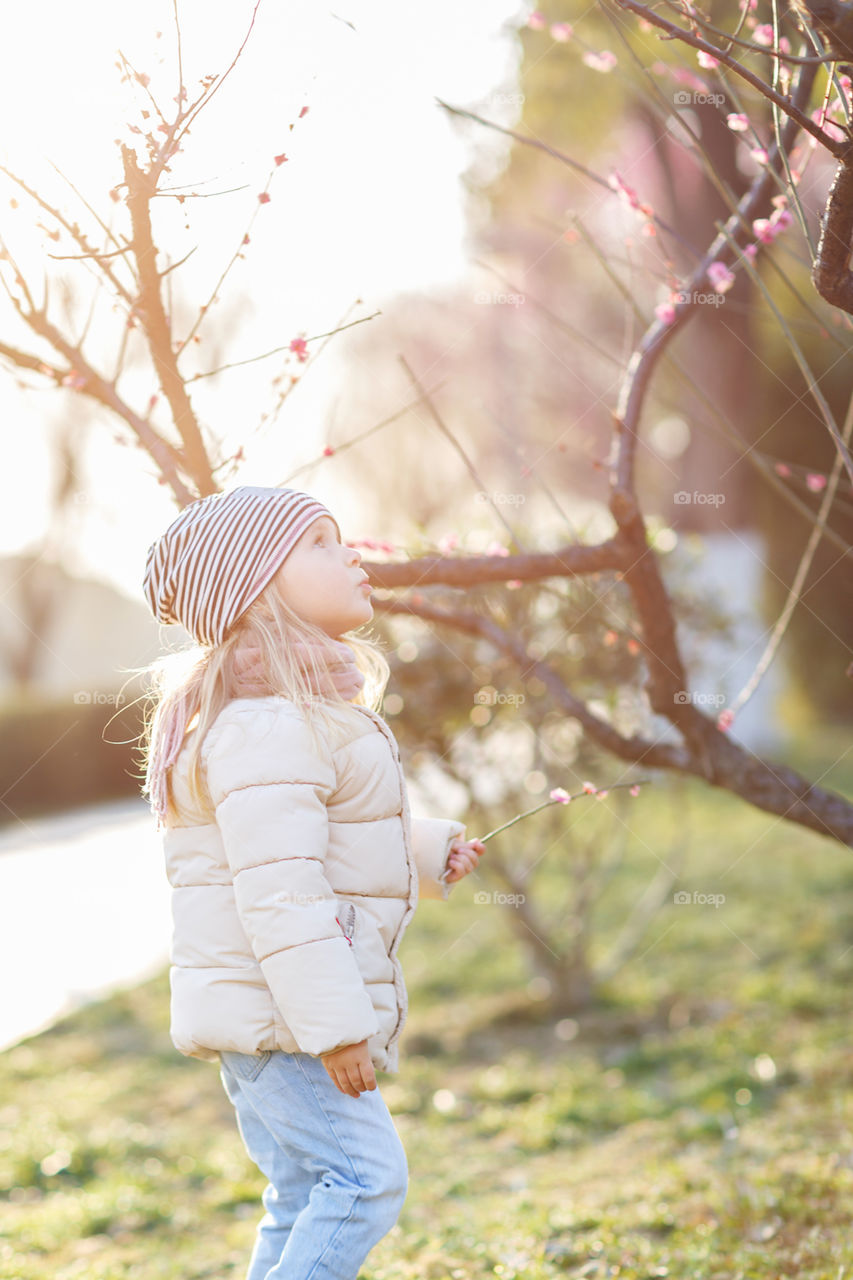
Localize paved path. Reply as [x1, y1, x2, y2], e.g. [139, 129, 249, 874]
[0, 799, 171, 1050]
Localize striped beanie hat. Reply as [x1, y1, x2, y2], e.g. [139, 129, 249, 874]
[143, 485, 340, 646]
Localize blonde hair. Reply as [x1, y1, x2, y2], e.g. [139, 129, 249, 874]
[138, 575, 390, 825]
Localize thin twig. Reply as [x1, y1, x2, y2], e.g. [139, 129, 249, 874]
[727, 388, 853, 718]
[717, 219, 853, 484]
[477, 780, 651, 843]
[397, 354, 529, 552]
[186, 311, 381, 383]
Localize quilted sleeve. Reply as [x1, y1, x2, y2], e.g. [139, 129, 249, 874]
[410, 816, 466, 901]
[202, 699, 380, 1058]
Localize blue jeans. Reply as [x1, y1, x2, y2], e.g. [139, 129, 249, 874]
[219, 1049, 409, 1280]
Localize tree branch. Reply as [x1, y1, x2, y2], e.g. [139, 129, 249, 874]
[122, 144, 214, 497]
[373, 596, 853, 845]
[22, 306, 194, 505]
[375, 594, 692, 771]
[362, 539, 626, 589]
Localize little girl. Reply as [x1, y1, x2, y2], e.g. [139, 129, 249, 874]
[140, 485, 485, 1280]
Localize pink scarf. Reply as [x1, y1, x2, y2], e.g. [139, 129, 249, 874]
[148, 638, 364, 827]
[231, 639, 364, 701]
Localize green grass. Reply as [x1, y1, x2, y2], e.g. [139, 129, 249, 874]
[2, 736, 853, 1279]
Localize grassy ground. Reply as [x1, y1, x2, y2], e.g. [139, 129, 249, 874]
[2, 734, 852, 1279]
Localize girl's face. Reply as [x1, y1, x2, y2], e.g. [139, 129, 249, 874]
[272, 515, 374, 637]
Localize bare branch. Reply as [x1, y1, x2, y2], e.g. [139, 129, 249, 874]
[0, 163, 136, 304]
[0, 341, 61, 379]
[171, 0, 262, 148]
[375, 594, 692, 771]
[362, 540, 625, 589]
[122, 144, 214, 496]
[186, 310, 381, 384]
[397, 353, 530, 551]
[375, 595, 853, 844]
[22, 305, 194, 505]
[436, 98, 694, 251]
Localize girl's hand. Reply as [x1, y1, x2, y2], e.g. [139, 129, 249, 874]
[321, 1039, 376, 1097]
[443, 836, 486, 884]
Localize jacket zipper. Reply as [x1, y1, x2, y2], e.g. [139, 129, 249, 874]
[336, 901, 356, 947]
[352, 706, 417, 1055]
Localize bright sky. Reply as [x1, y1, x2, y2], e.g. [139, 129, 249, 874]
[0, 0, 525, 600]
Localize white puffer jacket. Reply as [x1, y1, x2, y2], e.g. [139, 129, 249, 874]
[162, 695, 466, 1074]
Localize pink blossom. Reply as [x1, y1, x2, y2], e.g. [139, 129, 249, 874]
[742, 243, 758, 261]
[806, 472, 827, 492]
[752, 218, 775, 244]
[595, 789, 609, 799]
[753, 23, 774, 44]
[438, 532, 459, 553]
[707, 260, 735, 293]
[550, 788, 571, 804]
[630, 785, 641, 797]
[258, 192, 271, 204]
[582, 781, 597, 794]
[717, 709, 735, 732]
[697, 50, 719, 69]
[774, 462, 792, 477]
[609, 170, 654, 220]
[289, 336, 308, 361]
[771, 208, 793, 232]
[750, 146, 769, 164]
[322, 445, 335, 457]
[582, 50, 617, 72]
[655, 300, 677, 325]
[527, 10, 546, 29]
[486, 542, 510, 557]
[726, 113, 750, 132]
[550, 21, 573, 41]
